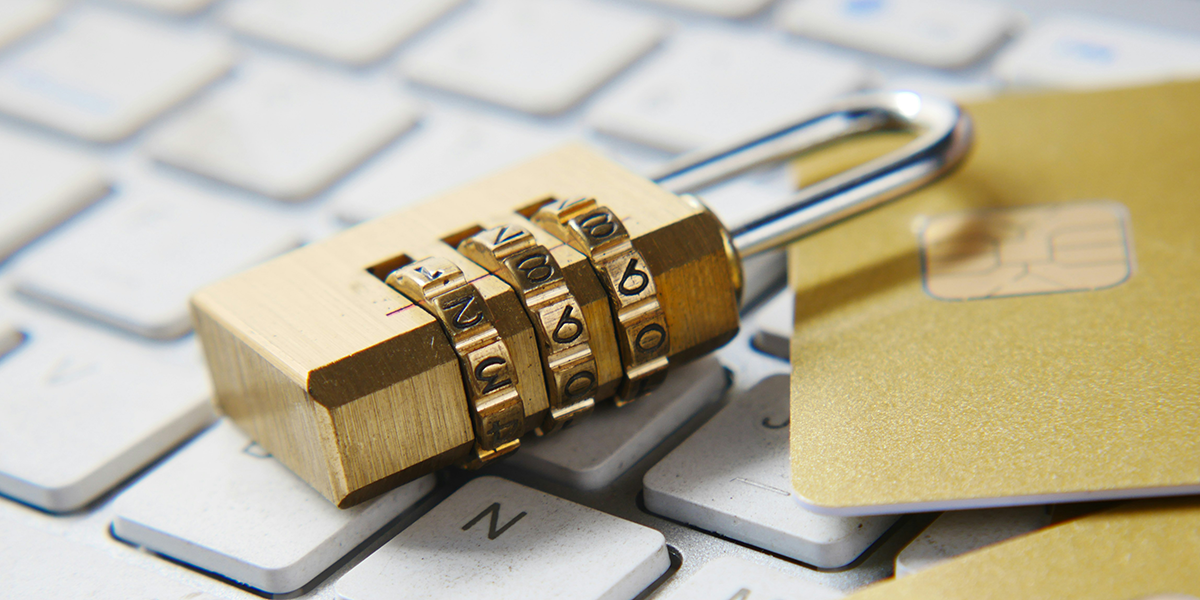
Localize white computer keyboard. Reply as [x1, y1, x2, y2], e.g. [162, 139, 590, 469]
[1, 0, 1199, 597]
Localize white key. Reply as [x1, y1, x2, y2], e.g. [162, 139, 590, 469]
[588, 30, 870, 152]
[886, 74, 1001, 103]
[749, 289, 792, 360]
[740, 251, 788, 314]
[659, 556, 842, 600]
[643, 375, 897, 568]
[713, 285, 791, 399]
[0, 127, 107, 262]
[636, 0, 775, 18]
[149, 60, 420, 201]
[337, 476, 670, 600]
[399, 0, 665, 115]
[507, 356, 726, 490]
[0, 312, 214, 512]
[692, 163, 797, 230]
[331, 111, 563, 224]
[0, 0, 62, 50]
[112, 0, 218, 14]
[777, 0, 1021, 69]
[224, 0, 464, 66]
[895, 506, 1051, 576]
[993, 17, 1200, 90]
[12, 176, 301, 339]
[112, 420, 437, 594]
[0, 10, 235, 142]
[0, 517, 221, 599]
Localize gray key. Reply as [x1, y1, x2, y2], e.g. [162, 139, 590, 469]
[644, 375, 897, 569]
[506, 356, 726, 490]
[337, 476, 670, 600]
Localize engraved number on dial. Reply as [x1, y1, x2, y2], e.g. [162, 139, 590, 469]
[564, 371, 596, 400]
[474, 356, 511, 394]
[414, 265, 444, 280]
[551, 305, 583, 344]
[635, 323, 665, 353]
[494, 226, 522, 245]
[445, 295, 483, 330]
[580, 212, 616, 240]
[487, 418, 520, 440]
[618, 258, 649, 296]
[515, 252, 553, 284]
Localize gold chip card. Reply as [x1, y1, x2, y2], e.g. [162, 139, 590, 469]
[787, 80, 1200, 515]
[844, 497, 1200, 599]
[919, 201, 1133, 300]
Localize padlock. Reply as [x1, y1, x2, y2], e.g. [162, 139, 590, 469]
[191, 91, 971, 507]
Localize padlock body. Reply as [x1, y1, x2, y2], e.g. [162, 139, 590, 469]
[191, 144, 740, 507]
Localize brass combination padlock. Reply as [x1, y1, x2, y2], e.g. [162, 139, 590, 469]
[191, 92, 970, 507]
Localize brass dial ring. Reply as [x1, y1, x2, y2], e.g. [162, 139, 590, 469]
[533, 197, 669, 403]
[459, 222, 598, 435]
[386, 256, 524, 466]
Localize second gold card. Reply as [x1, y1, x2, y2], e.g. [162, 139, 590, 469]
[787, 80, 1200, 515]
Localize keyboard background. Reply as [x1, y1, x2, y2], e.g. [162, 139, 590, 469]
[1, 0, 1199, 597]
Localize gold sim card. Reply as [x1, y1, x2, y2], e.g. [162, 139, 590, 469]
[786, 79, 1200, 515]
[919, 201, 1133, 300]
[844, 497, 1200, 599]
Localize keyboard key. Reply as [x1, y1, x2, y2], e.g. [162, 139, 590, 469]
[337, 476, 670, 600]
[331, 111, 563, 223]
[0, 127, 107, 262]
[993, 17, 1200, 90]
[0, 0, 62, 50]
[777, 0, 1021, 69]
[588, 30, 870, 152]
[114, 0, 218, 13]
[149, 60, 420, 201]
[0, 10, 235, 142]
[224, 0, 464, 65]
[690, 163, 797, 230]
[895, 506, 1051, 576]
[506, 356, 726, 490]
[399, 0, 665, 115]
[740, 251, 788, 313]
[112, 420, 436, 594]
[749, 289, 792, 360]
[0, 311, 214, 512]
[658, 556, 842, 600]
[886, 74, 1001, 103]
[643, 375, 897, 568]
[0, 517, 221, 599]
[13, 176, 301, 339]
[113, 0, 218, 14]
[636, 0, 775, 18]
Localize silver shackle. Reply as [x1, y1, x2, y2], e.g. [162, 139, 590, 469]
[649, 90, 973, 259]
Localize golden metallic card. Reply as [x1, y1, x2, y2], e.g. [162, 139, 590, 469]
[844, 497, 1200, 599]
[787, 80, 1200, 515]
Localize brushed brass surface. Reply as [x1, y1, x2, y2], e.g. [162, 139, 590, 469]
[190, 144, 739, 506]
[787, 81, 1200, 513]
[845, 497, 1200, 599]
[459, 222, 598, 434]
[387, 257, 526, 462]
[534, 197, 671, 402]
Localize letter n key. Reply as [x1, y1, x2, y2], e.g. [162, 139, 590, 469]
[462, 502, 527, 540]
